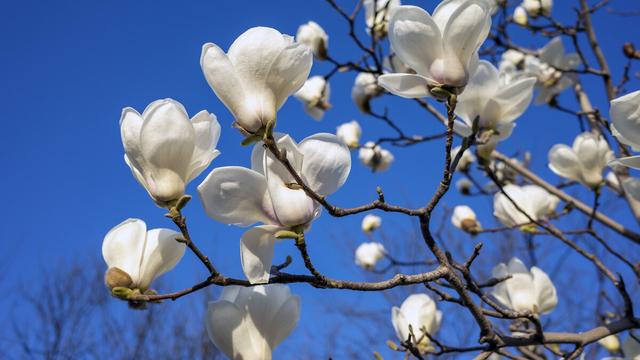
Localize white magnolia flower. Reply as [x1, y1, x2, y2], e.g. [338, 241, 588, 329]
[513, 5, 528, 25]
[451, 146, 476, 171]
[456, 178, 473, 195]
[362, 214, 382, 233]
[451, 205, 482, 233]
[121, 99, 221, 207]
[383, 53, 414, 74]
[355, 242, 387, 269]
[527, 37, 580, 104]
[599, 334, 621, 354]
[205, 284, 300, 360]
[198, 133, 351, 283]
[522, 0, 552, 17]
[359, 141, 394, 172]
[491, 257, 558, 314]
[610, 90, 640, 169]
[352, 72, 383, 113]
[455, 60, 536, 158]
[364, 0, 401, 39]
[336, 120, 362, 149]
[392, 294, 443, 352]
[377, 1, 492, 98]
[102, 219, 185, 292]
[294, 76, 331, 120]
[201, 27, 313, 134]
[493, 184, 559, 227]
[548, 132, 613, 188]
[296, 21, 329, 60]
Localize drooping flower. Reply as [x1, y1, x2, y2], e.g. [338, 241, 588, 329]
[454, 60, 536, 159]
[352, 72, 383, 113]
[355, 242, 387, 269]
[102, 219, 185, 292]
[451, 205, 482, 233]
[451, 145, 477, 171]
[491, 257, 557, 314]
[391, 294, 443, 352]
[201, 27, 313, 135]
[610, 90, 640, 169]
[359, 141, 394, 172]
[296, 21, 329, 60]
[527, 37, 580, 104]
[362, 214, 382, 233]
[198, 133, 351, 283]
[377, 1, 493, 98]
[522, 0, 552, 17]
[120, 99, 221, 207]
[493, 184, 559, 227]
[294, 76, 331, 120]
[364, 0, 401, 39]
[336, 120, 362, 149]
[205, 284, 300, 360]
[548, 132, 613, 189]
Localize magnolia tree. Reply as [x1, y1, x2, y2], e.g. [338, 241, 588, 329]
[100, 0, 640, 359]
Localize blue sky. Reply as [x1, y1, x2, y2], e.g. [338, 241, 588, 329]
[1, 0, 640, 358]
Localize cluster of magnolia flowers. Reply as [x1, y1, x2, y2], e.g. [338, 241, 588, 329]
[99, 0, 640, 357]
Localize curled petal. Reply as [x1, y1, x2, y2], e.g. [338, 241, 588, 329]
[240, 225, 282, 284]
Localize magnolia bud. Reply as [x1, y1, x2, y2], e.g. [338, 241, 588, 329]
[105, 267, 133, 290]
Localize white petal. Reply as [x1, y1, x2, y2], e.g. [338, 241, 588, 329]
[197, 167, 276, 226]
[622, 177, 640, 202]
[539, 37, 564, 67]
[548, 144, 582, 182]
[240, 225, 281, 284]
[612, 155, 640, 170]
[491, 77, 536, 123]
[187, 110, 221, 182]
[298, 133, 351, 195]
[102, 219, 147, 285]
[456, 60, 499, 125]
[377, 73, 432, 98]
[137, 228, 185, 291]
[267, 293, 301, 348]
[120, 108, 146, 181]
[205, 300, 254, 360]
[505, 261, 537, 312]
[531, 267, 558, 313]
[491, 263, 512, 309]
[441, 0, 491, 68]
[267, 41, 313, 109]
[391, 306, 410, 342]
[610, 90, 640, 150]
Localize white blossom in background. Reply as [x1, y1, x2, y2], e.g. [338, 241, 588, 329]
[355, 242, 387, 269]
[383, 53, 414, 74]
[377, 1, 493, 99]
[296, 21, 329, 60]
[522, 0, 552, 17]
[527, 37, 580, 104]
[610, 90, 640, 169]
[623, 335, 640, 359]
[513, 6, 528, 25]
[391, 294, 443, 352]
[491, 257, 558, 314]
[364, 0, 401, 39]
[201, 27, 312, 134]
[598, 334, 621, 354]
[362, 214, 382, 233]
[456, 178, 473, 195]
[121, 99, 221, 207]
[451, 145, 476, 171]
[198, 133, 350, 283]
[451, 205, 482, 233]
[548, 132, 613, 189]
[352, 72, 383, 113]
[359, 141, 394, 172]
[493, 184, 559, 227]
[454, 60, 536, 158]
[102, 219, 186, 292]
[294, 76, 331, 120]
[622, 177, 640, 202]
[205, 284, 300, 360]
[336, 120, 362, 149]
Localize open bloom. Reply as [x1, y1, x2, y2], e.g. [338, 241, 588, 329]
[527, 37, 580, 104]
[359, 141, 394, 172]
[610, 90, 640, 169]
[362, 214, 382, 233]
[493, 184, 559, 227]
[198, 133, 351, 283]
[491, 257, 557, 314]
[364, 0, 401, 39]
[294, 76, 331, 120]
[201, 27, 313, 134]
[455, 60, 536, 158]
[352, 72, 383, 113]
[121, 99, 221, 207]
[296, 21, 328, 60]
[548, 132, 613, 188]
[451, 205, 481, 233]
[336, 120, 362, 149]
[392, 294, 442, 352]
[102, 219, 185, 292]
[377, 1, 492, 98]
[451, 145, 476, 171]
[522, 0, 552, 17]
[205, 284, 300, 360]
[355, 242, 387, 269]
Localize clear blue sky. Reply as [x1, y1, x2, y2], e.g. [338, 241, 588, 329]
[1, 0, 639, 358]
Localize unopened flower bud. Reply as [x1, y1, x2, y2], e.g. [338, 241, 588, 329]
[105, 267, 133, 290]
